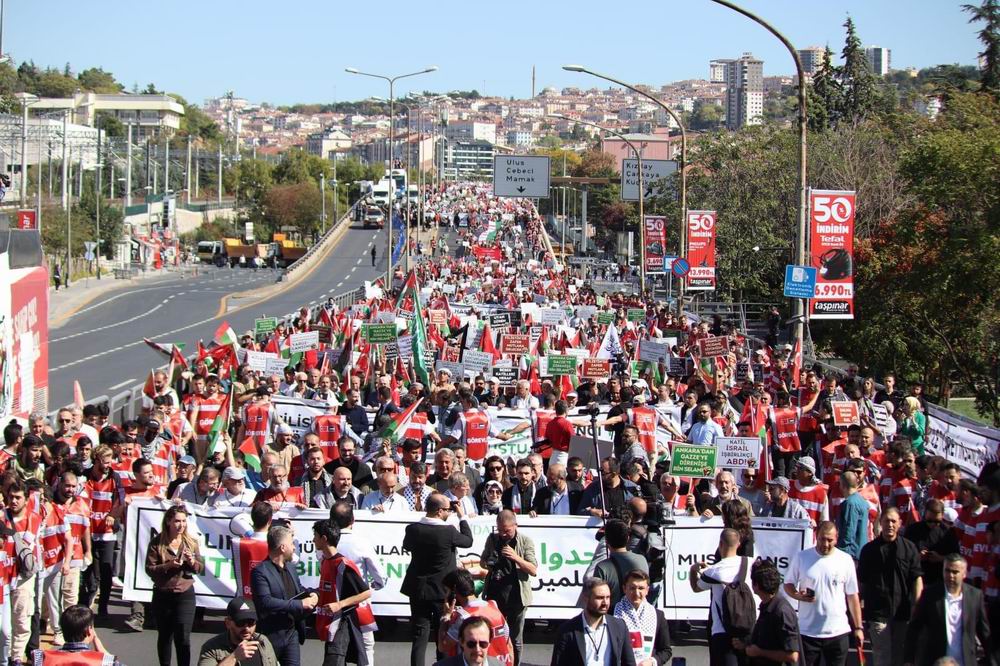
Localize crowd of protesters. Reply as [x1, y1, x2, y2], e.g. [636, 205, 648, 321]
[0, 180, 997, 666]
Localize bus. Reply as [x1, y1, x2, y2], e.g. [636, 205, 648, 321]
[390, 169, 407, 198]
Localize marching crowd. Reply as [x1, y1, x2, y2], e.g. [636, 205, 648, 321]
[0, 181, 997, 666]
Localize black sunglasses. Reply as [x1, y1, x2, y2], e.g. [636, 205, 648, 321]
[464, 640, 489, 649]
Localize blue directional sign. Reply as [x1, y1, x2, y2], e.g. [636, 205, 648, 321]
[784, 264, 818, 299]
[663, 255, 678, 272]
[672, 257, 690, 278]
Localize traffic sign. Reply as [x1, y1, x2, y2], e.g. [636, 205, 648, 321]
[784, 264, 818, 299]
[493, 156, 550, 198]
[621, 159, 677, 201]
[672, 257, 690, 278]
[663, 255, 678, 271]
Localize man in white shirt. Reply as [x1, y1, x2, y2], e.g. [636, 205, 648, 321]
[689, 528, 749, 665]
[784, 521, 864, 666]
[360, 459, 406, 514]
[509, 380, 539, 411]
[211, 466, 257, 508]
[330, 501, 385, 666]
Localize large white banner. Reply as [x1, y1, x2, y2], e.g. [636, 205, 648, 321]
[925, 404, 1000, 479]
[124, 502, 809, 620]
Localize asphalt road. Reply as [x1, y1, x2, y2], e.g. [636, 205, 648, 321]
[49, 221, 390, 410]
[88, 592, 712, 665]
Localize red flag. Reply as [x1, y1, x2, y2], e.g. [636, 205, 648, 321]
[790, 337, 803, 389]
[197, 341, 210, 363]
[142, 370, 156, 399]
[481, 323, 500, 362]
[171, 346, 188, 370]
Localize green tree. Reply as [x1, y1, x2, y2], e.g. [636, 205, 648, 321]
[838, 17, 881, 121]
[808, 47, 842, 131]
[77, 67, 122, 93]
[964, 0, 1000, 94]
[170, 94, 222, 142]
[687, 100, 723, 130]
[264, 182, 322, 237]
[35, 70, 79, 98]
[226, 159, 273, 232]
[95, 112, 125, 138]
[272, 148, 331, 185]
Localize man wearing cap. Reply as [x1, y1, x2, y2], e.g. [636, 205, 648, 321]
[760, 476, 811, 520]
[168, 455, 198, 499]
[213, 467, 257, 509]
[197, 597, 279, 666]
[788, 456, 829, 527]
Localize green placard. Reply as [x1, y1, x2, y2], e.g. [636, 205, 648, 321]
[254, 317, 279, 336]
[597, 311, 614, 325]
[546, 354, 578, 376]
[364, 323, 398, 344]
[626, 308, 646, 322]
[670, 444, 718, 478]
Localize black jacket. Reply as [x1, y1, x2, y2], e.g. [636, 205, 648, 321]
[550, 614, 638, 666]
[401, 518, 474, 602]
[857, 535, 923, 622]
[532, 485, 582, 515]
[903, 582, 994, 666]
[250, 558, 309, 644]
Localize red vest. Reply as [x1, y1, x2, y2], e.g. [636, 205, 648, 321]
[243, 402, 273, 448]
[54, 498, 90, 567]
[85, 473, 120, 541]
[403, 412, 429, 444]
[789, 480, 829, 524]
[463, 410, 490, 461]
[253, 487, 304, 512]
[440, 599, 513, 663]
[32, 649, 115, 666]
[311, 414, 345, 462]
[773, 407, 801, 453]
[533, 409, 556, 458]
[315, 554, 377, 641]
[111, 458, 136, 490]
[192, 393, 225, 436]
[40, 506, 69, 573]
[232, 537, 269, 599]
[629, 407, 658, 454]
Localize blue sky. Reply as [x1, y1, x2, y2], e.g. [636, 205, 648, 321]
[6, 1, 982, 105]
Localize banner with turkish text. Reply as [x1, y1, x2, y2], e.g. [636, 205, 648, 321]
[686, 210, 716, 290]
[808, 190, 855, 319]
[644, 215, 667, 275]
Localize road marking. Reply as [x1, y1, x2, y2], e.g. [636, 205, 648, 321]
[109, 378, 136, 390]
[50, 298, 171, 343]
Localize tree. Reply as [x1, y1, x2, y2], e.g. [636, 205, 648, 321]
[272, 148, 330, 185]
[95, 112, 125, 139]
[808, 47, 842, 131]
[35, 69, 78, 98]
[964, 0, 1000, 95]
[144, 83, 160, 94]
[226, 159, 273, 231]
[170, 94, 222, 142]
[264, 182, 322, 238]
[838, 17, 881, 121]
[77, 67, 122, 93]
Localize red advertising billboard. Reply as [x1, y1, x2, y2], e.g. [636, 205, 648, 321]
[8, 267, 49, 418]
[686, 210, 717, 290]
[809, 190, 855, 319]
[15, 210, 37, 230]
[643, 215, 667, 275]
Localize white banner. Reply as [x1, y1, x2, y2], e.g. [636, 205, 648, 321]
[925, 404, 1000, 479]
[289, 331, 320, 353]
[123, 503, 810, 621]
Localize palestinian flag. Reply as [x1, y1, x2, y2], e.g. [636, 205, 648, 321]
[214, 321, 238, 348]
[207, 386, 234, 455]
[73, 381, 85, 408]
[144, 338, 185, 359]
[142, 369, 156, 399]
[375, 398, 423, 445]
[238, 437, 261, 472]
[403, 275, 432, 386]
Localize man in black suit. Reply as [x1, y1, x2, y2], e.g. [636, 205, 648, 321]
[249, 525, 319, 666]
[904, 553, 994, 666]
[402, 492, 474, 666]
[550, 578, 638, 666]
[531, 463, 581, 516]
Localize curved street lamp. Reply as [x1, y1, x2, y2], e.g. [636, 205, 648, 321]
[345, 66, 438, 280]
[563, 65, 688, 315]
[550, 114, 647, 291]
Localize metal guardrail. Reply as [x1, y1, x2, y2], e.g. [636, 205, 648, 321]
[283, 201, 360, 277]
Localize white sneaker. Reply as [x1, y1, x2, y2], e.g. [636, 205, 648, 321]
[112, 576, 123, 589]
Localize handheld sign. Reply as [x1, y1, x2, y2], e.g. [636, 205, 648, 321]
[500, 334, 531, 356]
[698, 336, 729, 358]
[717, 437, 762, 469]
[671, 445, 718, 478]
[831, 401, 861, 427]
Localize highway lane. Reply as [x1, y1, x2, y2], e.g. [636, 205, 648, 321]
[48, 222, 388, 409]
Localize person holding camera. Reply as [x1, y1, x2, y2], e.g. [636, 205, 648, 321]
[479, 510, 537, 666]
[402, 493, 474, 666]
[197, 598, 278, 666]
[145, 504, 205, 666]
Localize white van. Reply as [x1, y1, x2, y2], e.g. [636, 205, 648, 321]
[371, 180, 394, 207]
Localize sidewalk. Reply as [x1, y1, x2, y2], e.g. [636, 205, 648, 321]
[48, 265, 191, 327]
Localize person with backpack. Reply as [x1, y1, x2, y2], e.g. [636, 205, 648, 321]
[689, 528, 757, 666]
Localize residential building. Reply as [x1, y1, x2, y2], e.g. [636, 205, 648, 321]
[865, 46, 892, 76]
[439, 139, 510, 180]
[913, 96, 941, 119]
[709, 60, 728, 83]
[722, 53, 764, 130]
[505, 130, 535, 149]
[305, 128, 352, 160]
[798, 46, 827, 75]
[444, 120, 497, 145]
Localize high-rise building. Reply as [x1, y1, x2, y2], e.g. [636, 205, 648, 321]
[709, 60, 728, 83]
[865, 46, 891, 76]
[798, 46, 826, 75]
[723, 53, 764, 130]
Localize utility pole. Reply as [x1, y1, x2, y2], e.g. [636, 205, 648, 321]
[194, 151, 199, 199]
[95, 126, 102, 279]
[320, 175, 326, 234]
[164, 139, 170, 194]
[61, 111, 69, 210]
[217, 143, 223, 206]
[125, 123, 132, 207]
[185, 136, 191, 205]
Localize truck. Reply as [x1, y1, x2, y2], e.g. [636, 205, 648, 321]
[390, 169, 407, 198]
[271, 233, 307, 268]
[407, 184, 420, 206]
[371, 179, 394, 207]
[221, 238, 269, 267]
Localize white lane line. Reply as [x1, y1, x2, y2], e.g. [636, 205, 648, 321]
[109, 378, 136, 390]
[51, 298, 171, 343]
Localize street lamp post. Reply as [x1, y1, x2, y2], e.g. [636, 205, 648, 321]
[551, 114, 646, 291]
[345, 65, 437, 281]
[16, 93, 38, 206]
[563, 65, 688, 314]
[709, 0, 808, 353]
